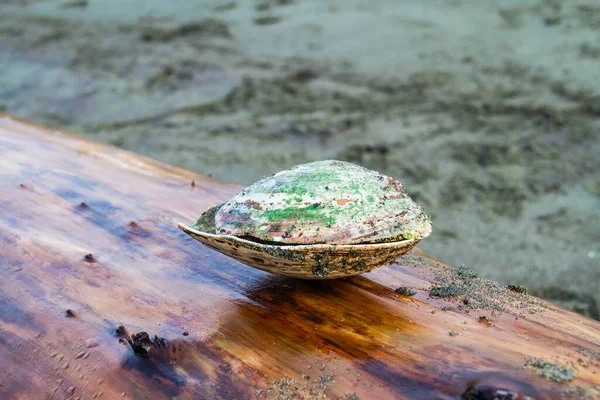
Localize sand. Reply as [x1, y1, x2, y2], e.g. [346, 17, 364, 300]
[0, 0, 598, 318]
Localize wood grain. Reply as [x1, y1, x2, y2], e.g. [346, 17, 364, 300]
[0, 114, 599, 400]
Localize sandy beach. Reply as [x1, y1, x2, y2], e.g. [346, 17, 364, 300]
[1, 0, 598, 318]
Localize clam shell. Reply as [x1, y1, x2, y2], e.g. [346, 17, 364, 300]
[178, 205, 417, 279]
[212, 160, 432, 245]
[179, 160, 432, 279]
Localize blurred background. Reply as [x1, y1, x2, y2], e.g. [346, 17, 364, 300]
[0, 0, 598, 319]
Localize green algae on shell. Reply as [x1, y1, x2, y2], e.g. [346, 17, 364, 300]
[206, 160, 432, 245]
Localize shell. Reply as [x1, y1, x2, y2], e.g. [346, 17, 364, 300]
[211, 160, 432, 245]
[179, 160, 432, 279]
[179, 211, 417, 279]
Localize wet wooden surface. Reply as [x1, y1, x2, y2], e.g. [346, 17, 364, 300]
[1, 114, 599, 400]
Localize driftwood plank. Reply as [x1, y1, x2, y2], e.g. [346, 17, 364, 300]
[0, 114, 599, 400]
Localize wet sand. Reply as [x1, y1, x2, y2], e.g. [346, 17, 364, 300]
[1, 0, 598, 318]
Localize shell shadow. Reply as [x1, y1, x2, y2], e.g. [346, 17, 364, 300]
[117, 274, 422, 398]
